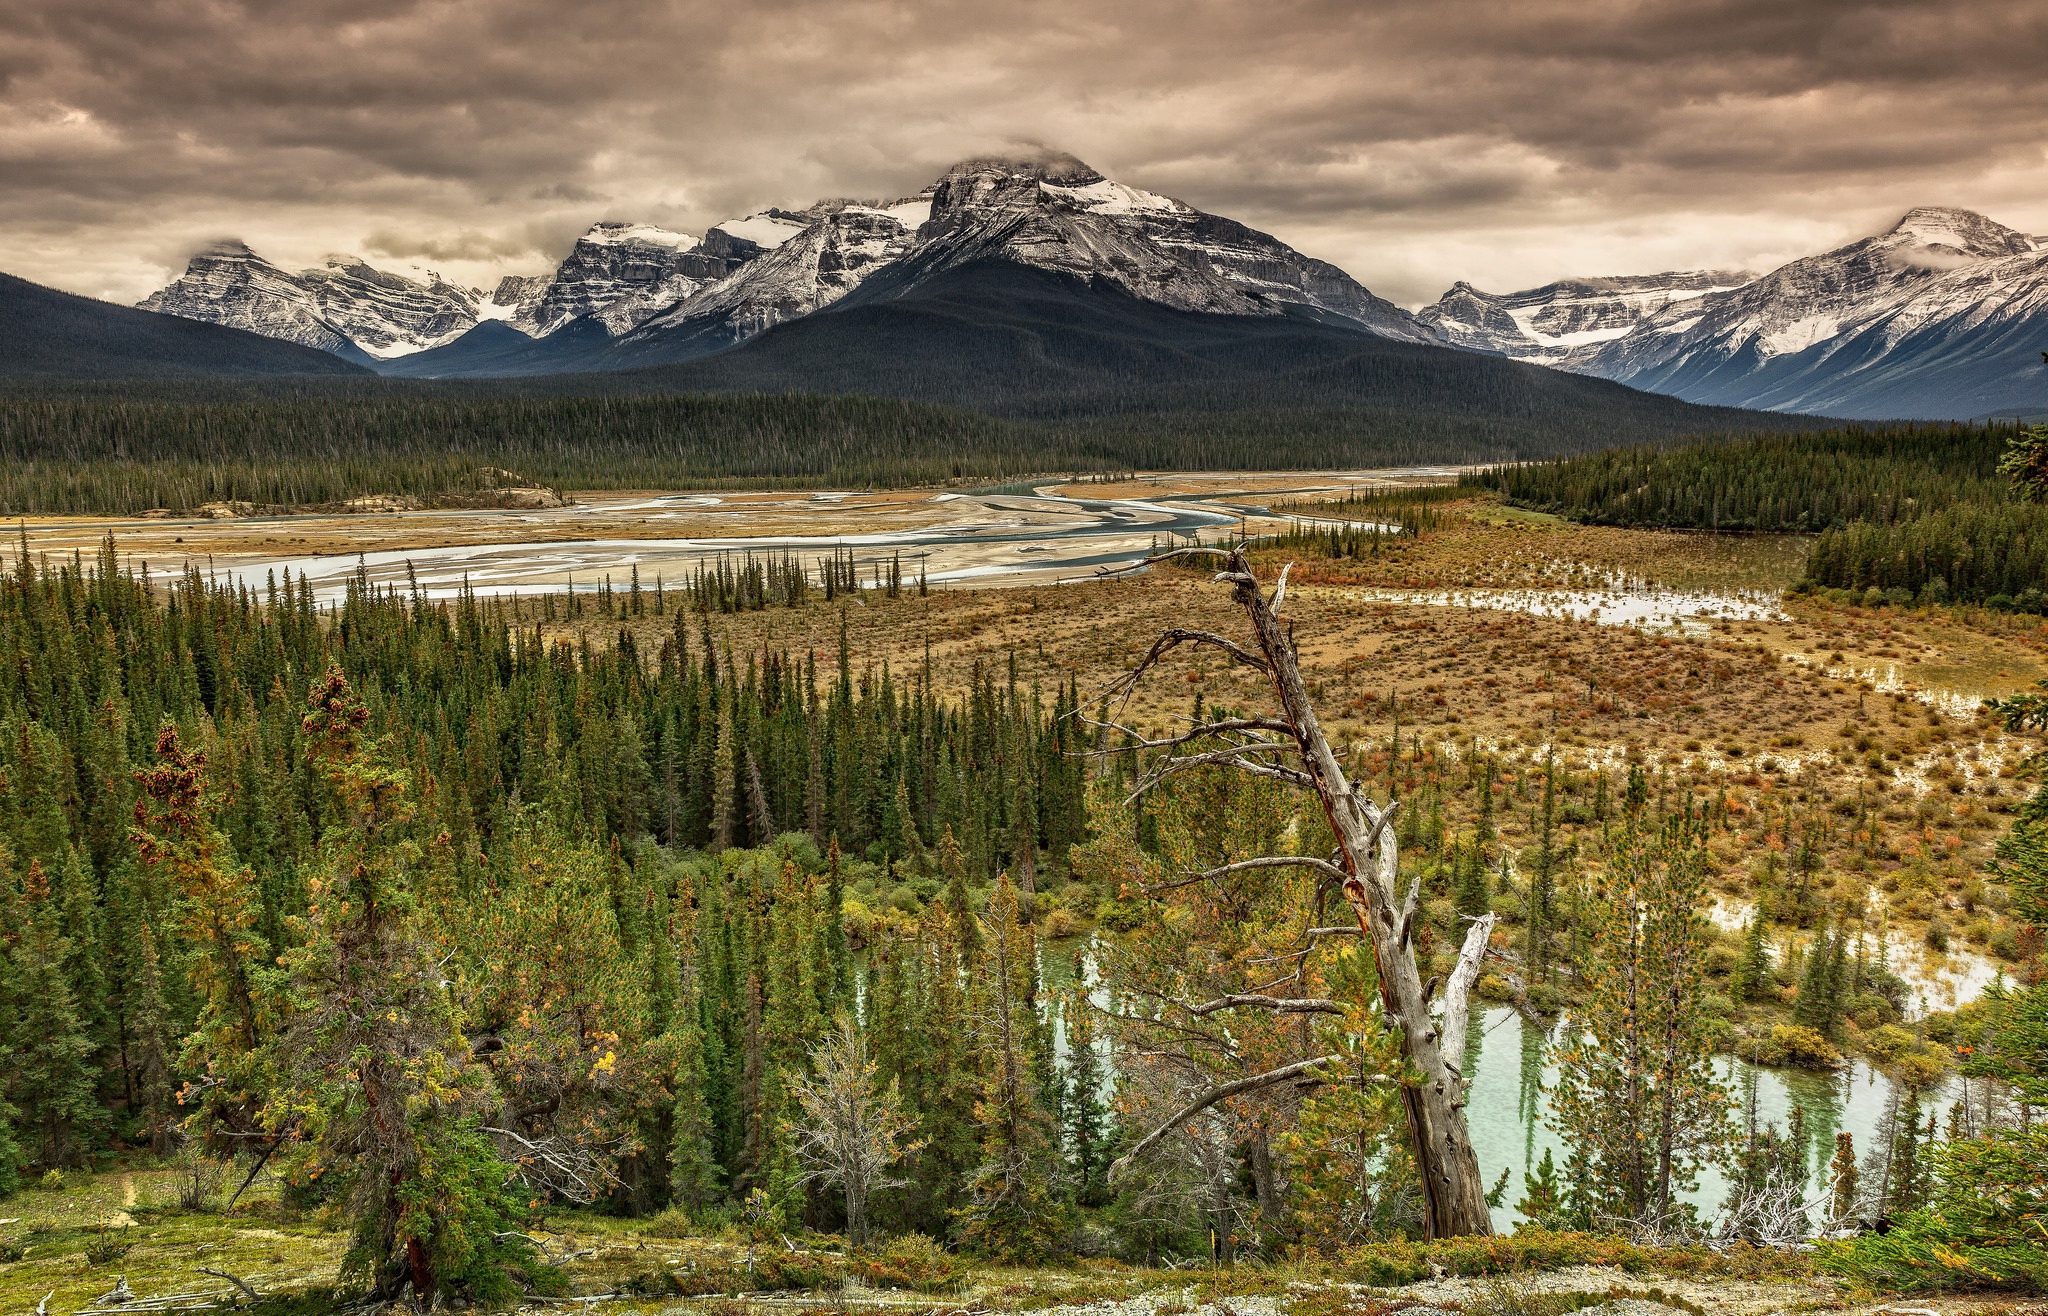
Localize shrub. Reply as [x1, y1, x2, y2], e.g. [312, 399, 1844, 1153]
[852, 1231, 958, 1290]
[1043, 907, 1085, 939]
[1770, 1024, 1843, 1068]
[642, 1205, 695, 1239]
[1861, 1024, 1917, 1062]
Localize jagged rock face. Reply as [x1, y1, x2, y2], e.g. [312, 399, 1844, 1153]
[139, 152, 1433, 366]
[299, 257, 481, 357]
[1577, 207, 2047, 416]
[869, 154, 1429, 340]
[140, 243, 481, 359]
[140, 242, 364, 357]
[516, 222, 730, 337]
[1419, 271, 1755, 361]
[624, 200, 929, 349]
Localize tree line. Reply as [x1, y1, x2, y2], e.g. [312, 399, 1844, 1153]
[1473, 423, 2048, 612]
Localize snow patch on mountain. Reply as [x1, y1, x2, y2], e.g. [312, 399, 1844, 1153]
[1418, 271, 1754, 362]
[1574, 206, 2048, 417]
[709, 213, 810, 250]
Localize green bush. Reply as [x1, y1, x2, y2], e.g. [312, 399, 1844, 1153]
[1819, 1126, 2048, 1292]
[852, 1231, 958, 1290]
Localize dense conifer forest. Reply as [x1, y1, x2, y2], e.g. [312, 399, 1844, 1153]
[1475, 425, 2048, 611]
[0, 528, 2042, 1300]
[0, 377, 1804, 516]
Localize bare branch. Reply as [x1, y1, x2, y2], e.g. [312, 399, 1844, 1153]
[1109, 1055, 1390, 1180]
[1125, 746, 1313, 803]
[198, 1268, 261, 1302]
[1138, 853, 1351, 896]
[1093, 626, 1272, 723]
[1303, 926, 1366, 938]
[1183, 994, 1343, 1018]
[1082, 715, 1300, 755]
[1439, 913, 1499, 1080]
[1145, 546, 1236, 565]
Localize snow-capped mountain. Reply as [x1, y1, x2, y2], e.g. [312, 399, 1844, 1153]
[830, 154, 1428, 341]
[1574, 208, 2048, 417]
[1419, 270, 1754, 363]
[618, 198, 932, 355]
[133, 157, 2048, 416]
[140, 242, 486, 360]
[161, 151, 1439, 376]
[512, 221, 752, 337]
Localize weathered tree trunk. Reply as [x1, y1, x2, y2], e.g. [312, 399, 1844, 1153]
[1223, 558, 1493, 1239]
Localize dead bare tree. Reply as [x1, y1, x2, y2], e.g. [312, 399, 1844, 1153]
[1095, 547, 1496, 1239]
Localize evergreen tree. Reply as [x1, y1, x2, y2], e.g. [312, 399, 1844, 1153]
[9, 858, 103, 1167]
[1828, 1131, 1861, 1227]
[1515, 1146, 1564, 1228]
[1550, 819, 1730, 1235]
[957, 877, 1063, 1260]
[1061, 965, 1112, 1208]
[274, 668, 534, 1302]
[1731, 912, 1773, 1003]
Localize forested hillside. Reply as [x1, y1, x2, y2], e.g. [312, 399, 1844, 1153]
[1476, 424, 2048, 611]
[1466, 426, 2008, 531]
[0, 274, 371, 382]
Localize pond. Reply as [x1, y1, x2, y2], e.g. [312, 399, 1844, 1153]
[1039, 942, 1955, 1234]
[1461, 1005, 1953, 1232]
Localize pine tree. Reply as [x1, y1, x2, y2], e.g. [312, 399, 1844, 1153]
[9, 859, 103, 1167]
[1794, 918, 1844, 1035]
[276, 667, 533, 1302]
[1062, 965, 1111, 1208]
[1454, 832, 1491, 918]
[1550, 818, 1730, 1235]
[1828, 1131, 1861, 1227]
[957, 877, 1063, 1260]
[1515, 1146, 1564, 1228]
[1732, 912, 1773, 1003]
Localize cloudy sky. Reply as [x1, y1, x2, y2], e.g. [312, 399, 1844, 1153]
[5, 0, 2044, 307]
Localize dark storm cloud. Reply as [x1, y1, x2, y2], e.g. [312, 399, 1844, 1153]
[3, 0, 2043, 304]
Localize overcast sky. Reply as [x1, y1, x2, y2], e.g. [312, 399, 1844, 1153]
[5, 0, 2045, 308]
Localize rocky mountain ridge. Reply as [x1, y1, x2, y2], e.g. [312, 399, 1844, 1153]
[140, 152, 1436, 375]
[132, 171, 2048, 415]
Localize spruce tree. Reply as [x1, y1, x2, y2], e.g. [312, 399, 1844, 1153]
[1550, 818, 1730, 1233]
[1732, 912, 1773, 1003]
[1061, 966, 1111, 1208]
[9, 859, 103, 1167]
[1828, 1131, 1861, 1227]
[957, 878, 1063, 1260]
[1514, 1146, 1564, 1228]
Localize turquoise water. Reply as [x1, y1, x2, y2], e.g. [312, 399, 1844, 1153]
[1460, 1005, 1944, 1232]
[1035, 941, 1946, 1232]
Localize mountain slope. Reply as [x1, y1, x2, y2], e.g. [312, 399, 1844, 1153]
[1, 272, 372, 379]
[1419, 271, 1754, 362]
[585, 261, 1793, 452]
[139, 242, 492, 362]
[1579, 208, 2048, 418]
[384, 152, 1436, 380]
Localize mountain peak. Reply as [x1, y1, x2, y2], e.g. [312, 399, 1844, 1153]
[579, 221, 698, 249]
[193, 238, 262, 262]
[938, 149, 1102, 186]
[1881, 207, 2031, 260]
